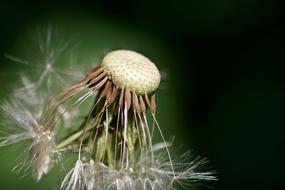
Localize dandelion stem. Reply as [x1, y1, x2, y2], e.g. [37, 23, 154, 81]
[56, 124, 95, 149]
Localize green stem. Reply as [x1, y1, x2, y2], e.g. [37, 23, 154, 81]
[56, 124, 94, 149]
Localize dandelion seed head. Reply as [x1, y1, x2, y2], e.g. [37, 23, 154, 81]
[1, 24, 216, 189]
[101, 50, 161, 94]
[31, 129, 55, 181]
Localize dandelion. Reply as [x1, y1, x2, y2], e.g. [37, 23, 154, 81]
[48, 50, 162, 168]
[0, 97, 57, 181]
[5, 24, 83, 95]
[45, 49, 216, 189]
[5, 25, 83, 127]
[0, 26, 216, 189]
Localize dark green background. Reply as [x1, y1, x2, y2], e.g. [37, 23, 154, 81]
[0, 0, 284, 190]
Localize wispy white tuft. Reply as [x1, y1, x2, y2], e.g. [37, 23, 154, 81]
[0, 98, 57, 181]
[146, 147, 217, 189]
[31, 129, 55, 181]
[12, 74, 47, 107]
[4, 24, 84, 95]
[83, 160, 97, 190]
[10, 74, 80, 129]
[61, 159, 85, 190]
[0, 99, 39, 146]
[60, 144, 216, 190]
[57, 104, 80, 128]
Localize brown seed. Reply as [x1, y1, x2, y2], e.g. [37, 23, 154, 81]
[106, 83, 113, 99]
[92, 77, 108, 92]
[150, 94, 156, 113]
[88, 72, 106, 86]
[132, 91, 141, 113]
[108, 86, 118, 105]
[119, 88, 125, 108]
[85, 67, 103, 84]
[139, 95, 146, 113]
[124, 88, 131, 111]
[99, 81, 110, 100]
[144, 93, 151, 110]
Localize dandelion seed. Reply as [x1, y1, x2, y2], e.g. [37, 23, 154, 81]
[61, 159, 85, 190]
[4, 25, 83, 95]
[31, 127, 55, 181]
[0, 96, 57, 181]
[0, 99, 40, 146]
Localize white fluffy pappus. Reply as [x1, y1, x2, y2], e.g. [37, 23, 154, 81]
[0, 98, 58, 181]
[60, 143, 216, 190]
[4, 24, 84, 95]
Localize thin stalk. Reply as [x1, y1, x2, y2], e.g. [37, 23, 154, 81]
[56, 122, 95, 149]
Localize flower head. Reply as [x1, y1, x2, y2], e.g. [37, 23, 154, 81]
[50, 49, 215, 189]
[101, 50, 161, 94]
[0, 26, 216, 190]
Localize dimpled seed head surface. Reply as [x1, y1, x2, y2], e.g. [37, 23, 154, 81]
[101, 50, 161, 94]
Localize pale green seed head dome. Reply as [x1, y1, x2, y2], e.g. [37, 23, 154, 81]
[101, 50, 161, 95]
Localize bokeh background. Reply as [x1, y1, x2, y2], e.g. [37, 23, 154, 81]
[0, 0, 285, 190]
